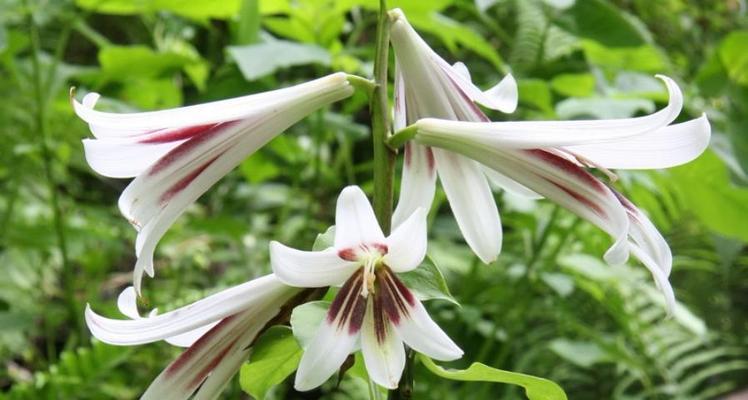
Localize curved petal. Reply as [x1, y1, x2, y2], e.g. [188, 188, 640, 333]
[564, 115, 711, 170]
[361, 300, 406, 390]
[442, 62, 518, 113]
[116, 286, 141, 320]
[82, 138, 185, 178]
[86, 274, 297, 345]
[414, 75, 684, 149]
[73, 73, 352, 136]
[384, 208, 427, 273]
[164, 323, 219, 348]
[334, 186, 386, 249]
[630, 245, 676, 314]
[270, 243, 357, 287]
[391, 142, 437, 229]
[434, 150, 502, 264]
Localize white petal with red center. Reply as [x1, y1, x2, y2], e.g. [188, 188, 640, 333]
[270, 243, 357, 287]
[564, 115, 711, 170]
[86, 274, 297, 345]
[434, 149, 502, 264]
[391, 142, 437, 229]
[334, 186, 386, 249]
[361, 299, 406, 389]
[384, 208, 427, 273]
[294, 271, 366, 391]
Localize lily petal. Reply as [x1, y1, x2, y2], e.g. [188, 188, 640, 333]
[86, 274, 298, 345]
[434, 150, 502, 264]
[384, 208, 427, 272]
[361, 299, 406, 390]
[294, 270, 366, 391]
[270, 243, 357, 287]
[378, 269, 462, 361]
[334, 186, 386, 249]
[391, 142, 437, 229]
[414, 75, 684, 149]
[564, 114, 711, 169]
[481, 167, 543, 199]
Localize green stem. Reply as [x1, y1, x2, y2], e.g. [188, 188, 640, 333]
[370, 0, 396, 235]
[27, 11, 82, 341]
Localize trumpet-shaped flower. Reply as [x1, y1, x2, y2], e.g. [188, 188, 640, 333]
[86, 274, 302, 399]
[389, 9, 711, 311]
[270, 186, 462, 390]
[73, 73, 354, 293]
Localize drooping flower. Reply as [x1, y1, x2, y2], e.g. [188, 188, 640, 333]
[72, 73, 354, 293]
[86, 274, 302, 399]
[270, 186, 462, 390]
[389, 9, 711, 311]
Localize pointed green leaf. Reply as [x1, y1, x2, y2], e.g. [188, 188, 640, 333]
[239, 326, 302, 400]
[398, 256, 458, 305]
[419, 355, 568, 400]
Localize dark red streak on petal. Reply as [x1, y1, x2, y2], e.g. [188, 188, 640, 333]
[165, 314, 236, 377]
[551, 181, 606, 217]
[327, 269, 362, 324]
[404, 142, 412, 167]
[159, 154, 222, 204]
[347, 296, 366, 334]
[148, 121, 240, 176]
[187, 337, 239, 389]
[139, 123, 222, 144]
[527, 149, 606, 193]
[372, 290, 388, 344]
[445, 73, 491, 123]
[337, 248, 358, 261]
[386, 268, 416, 306]
[425, 147, 435, 172]
[610, 187, 637, 213]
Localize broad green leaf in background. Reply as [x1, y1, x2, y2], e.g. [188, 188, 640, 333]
[668, 151, 748, 242]
[549, 339, 610, 368]
[582, 40, 667, 73]
[98, 45, 194, 78]
[559, 0, 646, 47]
[75, 0, 243, 19]
[398, 256, 458, 305]
[550, 73, 595, 97]
[718, 31, 748, 86]
[419, 355, 568, 400]
[239, 326, 302, 400]
[228, 40, 331, 81]
[555, 97, 654, 119]
[518, 79, 554, 114]
[290, 300, 329, 349]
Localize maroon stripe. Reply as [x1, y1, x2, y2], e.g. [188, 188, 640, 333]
[148, 121, 239, 176]
[550, 181, 606, 217]
[425, 147, 435, 172]
[404, 142, 412, 167]
[165, 314, 236, 377]
[446, 72, 491, 122]
[347, 295, 366, 334]
[385, 269, 416, 306]
[372, 289, 388, 343]
[337, 248, 357, 261]
[327, 269, 362, 324]
[159, 154, 221, 204]
[139, 123, 221, 144]
[187, 337, 238, 388]
[526, 149, 606, 193]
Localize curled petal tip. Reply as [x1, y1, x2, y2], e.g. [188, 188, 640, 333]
[388, 8, 405, 21]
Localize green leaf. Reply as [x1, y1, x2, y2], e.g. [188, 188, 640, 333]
[550, 73, 595, 97]
[398, 256, 458, 305]
[718, 31, 748, 86]
[419, 355, 568, 400]
[549, 339, 609, 368]
[75, 0, 242, 19]
[228, 40, 331, 81]
[518, 79, 553, 114]
[312, 226, 335, 251]
[240, 152, 281, 184]
[560, 0, 646, 47]
[290, 301, 329, 349]
[668, 150, 748, 242]
[581, 40, 667, 73]
[555, 97, 654, 119]
[239, 326, 302, 400]
[98, 45, 194, 79]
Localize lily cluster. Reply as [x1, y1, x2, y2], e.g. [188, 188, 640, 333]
[75, 7, 711, 399]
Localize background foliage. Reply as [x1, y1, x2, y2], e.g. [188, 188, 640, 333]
[1, 0, 747, 398]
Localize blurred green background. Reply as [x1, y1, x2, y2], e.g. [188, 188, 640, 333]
[1, 0, 748, 398]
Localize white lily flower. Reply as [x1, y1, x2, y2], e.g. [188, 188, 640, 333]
[73, 73, 354, 293]
[270, 186, 463, 391]
[86, 274, 302, 400]
[389, 9, 711, 312]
